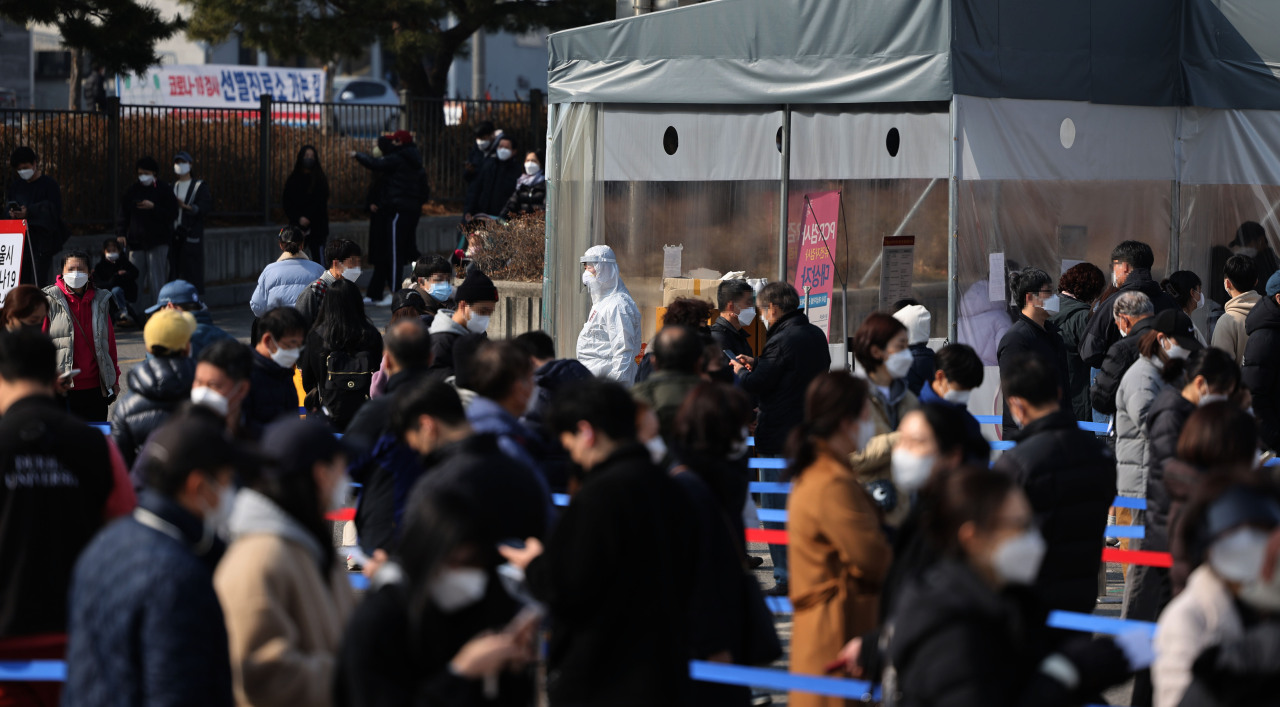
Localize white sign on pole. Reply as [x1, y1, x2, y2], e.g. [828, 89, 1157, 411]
[988, 252, 1006, 302]
[0, 221, 27, 305]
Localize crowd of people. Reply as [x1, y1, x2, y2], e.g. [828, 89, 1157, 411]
[3, 154, 1280, 707]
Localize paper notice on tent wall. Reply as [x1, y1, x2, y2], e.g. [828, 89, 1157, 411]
[1061, 259, 1085, 275]
[0, 221, 27, 305]
[663, 244, 683, 278]
[879, 236, 916, 307]
[988, 252, 1005, 302]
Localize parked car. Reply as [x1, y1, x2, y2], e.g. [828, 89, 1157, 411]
[332, 76, 399, 137]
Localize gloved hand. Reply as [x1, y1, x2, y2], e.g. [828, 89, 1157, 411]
[1113, 629, 1156, 671]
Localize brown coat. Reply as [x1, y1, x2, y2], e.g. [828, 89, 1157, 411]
[214, 490, 357, 707]
[786, 447, 893, 707]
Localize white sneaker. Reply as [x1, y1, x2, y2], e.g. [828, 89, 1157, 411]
[375, 294, 394, 307]
[362, 296, 374, 305]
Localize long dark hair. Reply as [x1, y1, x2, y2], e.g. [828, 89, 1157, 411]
[673, 382, 753, 462]
[1161, 270, 1202, 311]
[245, 455, 337, 577]
[313, 278, 370, 350]
[785, 371, 870, 478]
[1008, 267, 1052, 315]
[1176, 402, 1257, 472]
[399, 484, 489, 662]
[926, 465, 1019, 557]
[0, 285, 46, 326]
[289, 144, 327, 195]
[918, 403, 991, 466]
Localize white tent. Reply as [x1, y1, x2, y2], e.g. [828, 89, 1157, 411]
[543, 0, 1280, 356]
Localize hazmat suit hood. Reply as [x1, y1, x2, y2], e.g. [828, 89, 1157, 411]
[581, 244, 629, 304]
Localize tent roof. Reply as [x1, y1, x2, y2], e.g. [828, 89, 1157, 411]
[548, 0, 1280, 110]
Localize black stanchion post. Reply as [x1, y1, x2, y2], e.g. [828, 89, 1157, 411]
[259, 94, 273, 225]
[529, 89, 543, 147]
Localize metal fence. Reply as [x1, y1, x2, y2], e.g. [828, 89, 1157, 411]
[0, 94, 545, 229]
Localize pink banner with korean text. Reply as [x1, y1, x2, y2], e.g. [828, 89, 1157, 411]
[794, 191, 841, 338]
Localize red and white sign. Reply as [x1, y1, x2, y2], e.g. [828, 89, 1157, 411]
[0, 220, 27, 304]
[793, 191, 841, 337]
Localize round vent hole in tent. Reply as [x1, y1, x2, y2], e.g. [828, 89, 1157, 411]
[663, 126, 679, 155]
[1060, 118, 1076, 149]
[886, 127, 901, 157]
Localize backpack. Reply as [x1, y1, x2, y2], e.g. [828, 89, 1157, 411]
[317, 349, 374, 431]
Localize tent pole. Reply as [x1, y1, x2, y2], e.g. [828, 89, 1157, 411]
[947, 99, 959, 344]
[777, 105, 791, 282]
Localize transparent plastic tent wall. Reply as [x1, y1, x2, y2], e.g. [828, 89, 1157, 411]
[542, 97, 1280, 355]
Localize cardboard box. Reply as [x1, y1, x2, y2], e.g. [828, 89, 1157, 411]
[661, 277, 724, 307]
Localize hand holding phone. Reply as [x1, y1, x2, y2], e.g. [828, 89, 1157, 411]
[59, 369, 81, 381]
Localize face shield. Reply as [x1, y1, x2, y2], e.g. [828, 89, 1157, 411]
[581, 245, 622, 302]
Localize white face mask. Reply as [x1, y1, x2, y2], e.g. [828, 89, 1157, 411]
[203, 483, 236, 542]
[466, 313, 491, 334]
[16, 168, 33, 181]
[63, 271, 88, 290]
[1166, 342, 1191, 360]
[645, 435, 668, 465]
[476, 138, 492, 150]
[191, 386, 230, 417]
[582, 269, 604, 300]
[524, 161, 541, 176]
[728, 426, 750, 459]
[1111, 269, 1122, 288]
[737, 307, 757, 327]
[341, 266, 362, 283]
[329, 473, 350, 511]
[1200, 393, 1230, 407]
[856, 418, 877, 450]
[270, 343, 302, 369]
[992, 529, 1047, 585]
[138, 174, 155, 186]
[496, 148, 513, 161]
[884, 349, 914, 380]
[1196, 291, 1205, 310]
[1209, 526, 1271, 583]
[891, 449, 935, 495]
[105, 252, 120, 262]
[430, 567, 489, 613]
[1037, 294, 1060, 315]
[943, 388, 971, 405]
[174, 163, 191, 176]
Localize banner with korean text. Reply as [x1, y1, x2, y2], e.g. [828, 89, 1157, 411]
[794, 191, 840, 337]
[115, 64, 326, 108]
[0, 221, 27, 304]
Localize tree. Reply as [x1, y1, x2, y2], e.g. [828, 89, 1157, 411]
[0, 0, 183, 108]
[181, 0, 613, 99]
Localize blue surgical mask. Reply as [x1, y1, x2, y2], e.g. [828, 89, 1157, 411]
[428, 281, 453, 303]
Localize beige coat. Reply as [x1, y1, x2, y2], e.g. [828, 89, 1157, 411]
[1152, 565, 1245, 707]
[850, 382, 919, 526]
[214, 489, 357, 707]
[1210, 290, 1260, 365]
[787, 448, 892, 707]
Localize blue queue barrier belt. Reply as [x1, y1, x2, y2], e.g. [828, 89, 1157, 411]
[0, 660, 66, 682]
[1046, 611, 1156, 638]
[690, 660, 879, 701]
[749, 481, 1150, 513]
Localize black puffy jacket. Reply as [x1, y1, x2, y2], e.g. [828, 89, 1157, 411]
[1090, 314, 1156, 416]
[739, 309, 831, 455]
[1243, 294, 1280, 452]
[1143, 387, 1195, 551]
[354, 143, 427, 213]
[499, 176, 546, 219]
[992, 409, 1117, 615]
[110, 355, 196, 466]
[466, 156, 522, 217]
[243, 350, 298, 434]
[1080, 268, 1179, 368]
[885, 559, 1130, 707]
[996, 314, 1072, 435]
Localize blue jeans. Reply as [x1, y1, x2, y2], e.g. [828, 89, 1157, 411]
[110, 286, 129, 314]
[759, 464, 788, 585]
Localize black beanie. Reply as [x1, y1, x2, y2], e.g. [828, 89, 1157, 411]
[455, 270, 498, 304]
[136, 156, 160, 173]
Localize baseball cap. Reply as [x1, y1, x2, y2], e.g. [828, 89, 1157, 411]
[144, 309, 197, 354]
[390, 288, 428, 314]
[391, 130, 413, 144]
[1150, 308, 1203, 351]
[1205, 485, 1280, 539]
[173, 151, 193, 164]
[146, 279, 204, 314]
[259, 419, 358, 480]
[1266, 271, 1280, 297]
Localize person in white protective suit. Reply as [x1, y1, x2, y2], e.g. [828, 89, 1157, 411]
[576, 245, 641, 386]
